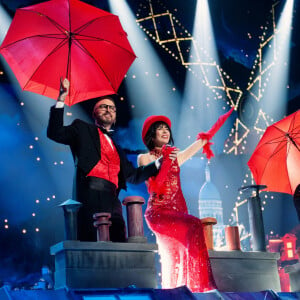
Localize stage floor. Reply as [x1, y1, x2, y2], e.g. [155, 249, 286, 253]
[0, 286, 300, 300]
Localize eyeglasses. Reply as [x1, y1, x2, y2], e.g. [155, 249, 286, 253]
[98, 104, 116, 112]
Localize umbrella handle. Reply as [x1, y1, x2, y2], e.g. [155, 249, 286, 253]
[238, 185, 267, 197]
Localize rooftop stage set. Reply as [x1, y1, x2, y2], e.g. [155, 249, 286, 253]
[1, 193, 299, 300]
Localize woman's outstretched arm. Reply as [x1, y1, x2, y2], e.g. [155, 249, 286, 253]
[177, 138, 207, 166]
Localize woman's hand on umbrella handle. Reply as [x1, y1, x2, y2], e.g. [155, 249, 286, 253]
[58, 77, 70, 102]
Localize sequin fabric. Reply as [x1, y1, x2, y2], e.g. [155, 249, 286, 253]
[145, 156, 217, 292]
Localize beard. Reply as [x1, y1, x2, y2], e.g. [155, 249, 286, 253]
[96, 112, 115, 127]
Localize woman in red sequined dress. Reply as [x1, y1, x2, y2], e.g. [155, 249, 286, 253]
[137, 115, 217, 292]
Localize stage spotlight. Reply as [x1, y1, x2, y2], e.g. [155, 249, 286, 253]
[239, 0, 295, 161]
[0, 5, 11, 44]
[174, 0, 234, 238]
[178, 0, 228, 150]
[246, 0, 294, 124]
[108, 0, 181, 150]
[0, 5, 84, 230]
[261, 0, 294, 120]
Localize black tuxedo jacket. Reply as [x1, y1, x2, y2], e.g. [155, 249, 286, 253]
[47, 106, 158, 191]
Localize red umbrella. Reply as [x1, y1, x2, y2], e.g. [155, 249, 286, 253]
[248, 110, 300, 195]
[0, 0, 136, 106]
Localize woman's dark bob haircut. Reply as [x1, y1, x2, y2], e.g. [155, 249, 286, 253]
[144, 121, 174, 151]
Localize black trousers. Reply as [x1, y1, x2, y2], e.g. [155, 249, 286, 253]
[75, 172, 126, 242]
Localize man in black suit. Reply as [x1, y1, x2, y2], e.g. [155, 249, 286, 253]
[47, 79, 160, 242]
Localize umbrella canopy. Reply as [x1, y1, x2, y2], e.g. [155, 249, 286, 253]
[248, 110, 300, 195]
[0, 0, 136, 106]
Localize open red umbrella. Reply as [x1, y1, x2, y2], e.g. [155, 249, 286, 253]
[248, 110, 300, 195]
[0, 0, 136, 106]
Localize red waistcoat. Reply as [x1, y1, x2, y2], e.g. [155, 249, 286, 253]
[87, 128, 120, 187]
